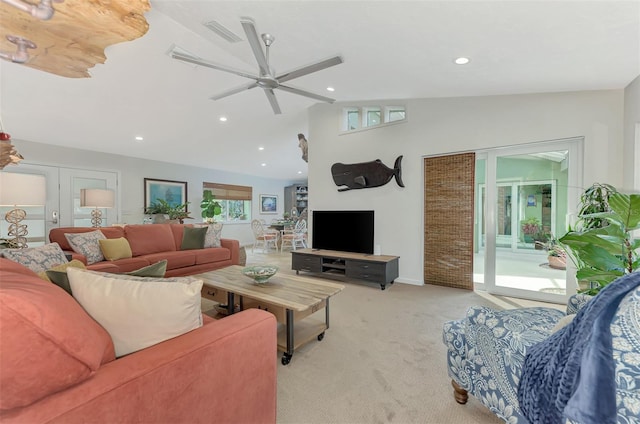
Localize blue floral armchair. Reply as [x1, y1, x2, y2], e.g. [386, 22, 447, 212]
[442, 290, 640, 423]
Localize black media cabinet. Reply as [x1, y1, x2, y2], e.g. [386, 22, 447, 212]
[291, 249, 399, 290]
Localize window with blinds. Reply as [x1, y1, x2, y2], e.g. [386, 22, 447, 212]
[203, 183, 252, 222]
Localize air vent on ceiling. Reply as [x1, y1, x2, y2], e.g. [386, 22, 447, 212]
[203, 20, 242, 43]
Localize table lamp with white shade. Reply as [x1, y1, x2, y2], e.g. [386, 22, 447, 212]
[80, 188, 114, 228]
[0, 172, 46, 248]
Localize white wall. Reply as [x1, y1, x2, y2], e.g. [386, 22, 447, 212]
[12, 140, 300, 246]
[623, 75, 640, 191]
[308, 89, 625, 285]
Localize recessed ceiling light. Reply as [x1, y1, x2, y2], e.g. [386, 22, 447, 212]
[135, 136, 143, 141]
[258, 146, 264, 151]
[326, 86, 335, 92]
[454, 57, 470, 65]
[297, 171, 302, 174]
[219, 116, 228, 122]
[261, 163, 267, 167]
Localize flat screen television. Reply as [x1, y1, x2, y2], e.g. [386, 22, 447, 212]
[312, 210, 374, 254]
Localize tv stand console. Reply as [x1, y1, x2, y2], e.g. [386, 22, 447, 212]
[291, 249, 399, 290]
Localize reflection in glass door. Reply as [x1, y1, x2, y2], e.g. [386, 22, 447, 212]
[475, 139, 582, 303]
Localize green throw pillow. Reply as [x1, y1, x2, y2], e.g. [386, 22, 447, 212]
[181, 227, 207, 250]
[125, 260, 168, 278]
[45, 270, 74, 295]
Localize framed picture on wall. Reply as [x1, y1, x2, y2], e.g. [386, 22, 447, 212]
[259, 194, 278, 214]
[144, 178, 188, 210]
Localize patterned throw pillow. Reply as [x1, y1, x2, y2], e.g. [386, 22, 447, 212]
[196, 223, 223, 248]
[65, 231, 106, 265]
[2, 243, 68, 273]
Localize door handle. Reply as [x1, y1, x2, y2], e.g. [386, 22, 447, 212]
[51, 210, 58, 224]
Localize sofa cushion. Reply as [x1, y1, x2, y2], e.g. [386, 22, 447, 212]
[0, 267, 115, 410]
[65, 230, 106, 264]
[194, 247, 231, 265]
[181, 226, 207, 250]
[143, 251, 196, 270]
[125, 260, 168, 277]
[99, 237, 133, 261]
[67, 268, 203, 357]
[102, 257, 151, 273]
[125, 224, 176, 256]
[2, 243, 68, 273]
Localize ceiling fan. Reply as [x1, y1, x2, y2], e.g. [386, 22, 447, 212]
[171, 17, 344, 115]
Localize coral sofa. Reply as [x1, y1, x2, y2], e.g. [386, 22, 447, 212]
[443, 276, 640, 424]
[0, 258, 277, 423]
[49, 224, 239, 277]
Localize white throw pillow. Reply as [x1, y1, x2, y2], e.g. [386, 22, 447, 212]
[67, 268, 203, 357]
[64, 231, 106, 264]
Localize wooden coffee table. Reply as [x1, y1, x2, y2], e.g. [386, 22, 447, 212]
[197, 265, 344, 365]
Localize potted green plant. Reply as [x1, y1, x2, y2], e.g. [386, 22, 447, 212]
[521, 217, 541, 243]
[200, 191, 222, 223]
[167, 202, 192, 224]
[146, 199, 192, 224]
[537, 235, 567, 269]
[560, 192, 640, 294]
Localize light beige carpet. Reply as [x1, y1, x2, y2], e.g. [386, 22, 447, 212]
[203, 249, 506, 424]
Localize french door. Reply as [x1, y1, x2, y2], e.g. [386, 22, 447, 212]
[0, 165, 118, 247]
[474, 138, 582, 303]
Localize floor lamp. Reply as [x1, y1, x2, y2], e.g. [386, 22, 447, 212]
[80, 188, 114, 228]
[0, 172, 46, 248]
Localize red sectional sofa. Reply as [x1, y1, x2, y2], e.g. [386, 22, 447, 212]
[0, 258, 277, 423]
[49, 224, 239, 277]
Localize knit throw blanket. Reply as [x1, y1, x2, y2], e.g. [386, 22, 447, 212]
[517, 272, 640, 424]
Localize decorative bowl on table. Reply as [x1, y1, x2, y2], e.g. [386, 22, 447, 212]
[241, 265, 278, 284]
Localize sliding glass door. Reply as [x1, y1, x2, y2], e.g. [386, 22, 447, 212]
[474, 138, 582, 303]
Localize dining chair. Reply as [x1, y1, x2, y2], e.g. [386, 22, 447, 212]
[251, 219, 278, 253]
[280, 219, 307, 252]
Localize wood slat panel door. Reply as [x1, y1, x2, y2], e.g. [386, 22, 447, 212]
[424, 153, 475, 289]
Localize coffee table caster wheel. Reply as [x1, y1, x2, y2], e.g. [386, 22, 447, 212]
[281, 353, 292, 365]
[317, 332, 325, 341]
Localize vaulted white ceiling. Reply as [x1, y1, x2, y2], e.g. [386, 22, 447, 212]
[1, 0, 638, 180]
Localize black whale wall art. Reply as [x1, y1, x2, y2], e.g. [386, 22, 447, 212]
[331, 156, 405, 192]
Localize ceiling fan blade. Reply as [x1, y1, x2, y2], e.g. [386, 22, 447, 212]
[264, 89, 282, 114]
[278, 85, 337, 103]
[240, 17, 270, 76]
[210, 81, 259, 101]
[172, 51, 258, 80]
[276, 56, 344, 83]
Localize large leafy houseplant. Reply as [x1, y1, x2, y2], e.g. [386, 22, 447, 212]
[576, 182, 617, 231]
[200, 191, 222, 223]
[559, 192, 640, 295]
